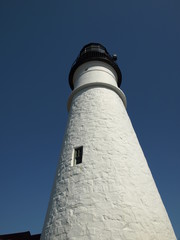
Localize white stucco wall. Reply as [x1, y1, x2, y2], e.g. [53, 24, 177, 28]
[41, 62, 176, 240]
[73, 61, 118, 89]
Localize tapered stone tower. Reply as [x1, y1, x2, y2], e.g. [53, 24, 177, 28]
[41, 43, 176, 240]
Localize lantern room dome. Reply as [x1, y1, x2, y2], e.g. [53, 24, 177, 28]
[69, 43, 122, 90]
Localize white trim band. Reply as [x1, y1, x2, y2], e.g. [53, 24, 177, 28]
[67, 82, 127, 111]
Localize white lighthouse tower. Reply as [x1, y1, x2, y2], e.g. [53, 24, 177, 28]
[41, 43, 176, 240]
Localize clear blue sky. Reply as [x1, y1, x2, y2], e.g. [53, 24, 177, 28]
[0, 0, 179, 238]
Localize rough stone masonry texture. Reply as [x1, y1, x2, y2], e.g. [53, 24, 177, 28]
[41, 63, 176, 240]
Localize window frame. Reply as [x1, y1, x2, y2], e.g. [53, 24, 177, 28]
[73, 146, 83, 166]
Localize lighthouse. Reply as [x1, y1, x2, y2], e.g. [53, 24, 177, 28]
[41, 43, 176, 239]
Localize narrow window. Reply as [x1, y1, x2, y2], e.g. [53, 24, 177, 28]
[74, 146, 83, 165]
